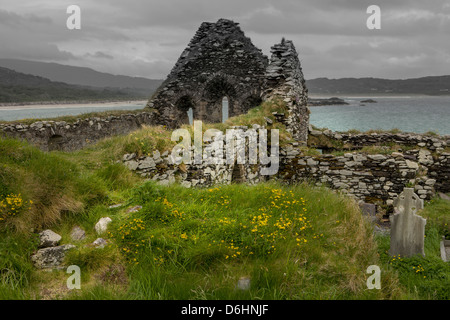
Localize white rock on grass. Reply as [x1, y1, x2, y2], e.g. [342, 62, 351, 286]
[95, 217, 112, 235]
[38, 229, 62, 248]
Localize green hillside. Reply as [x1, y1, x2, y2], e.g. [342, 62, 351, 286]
[0, 102, 449, 300]
[307, 76, 450, 96]
[0, 67, 148, 104]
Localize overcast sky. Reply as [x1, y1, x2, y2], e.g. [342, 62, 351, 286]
[0, 0, 449, 80]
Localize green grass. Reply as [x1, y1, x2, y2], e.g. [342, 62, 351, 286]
[0, 136, 406, 299]
[374, 197, 450, 299]
[0, 137, 111, 233]
[62, 181, 402, 300]
[0, 102, 449, 300]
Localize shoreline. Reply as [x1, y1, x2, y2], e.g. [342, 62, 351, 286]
[0, 100, 148, 111]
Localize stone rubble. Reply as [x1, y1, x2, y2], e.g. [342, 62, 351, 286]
[31, 229, 75, 269]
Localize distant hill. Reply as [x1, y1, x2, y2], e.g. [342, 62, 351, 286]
[1, 58, 449, 99]
[306, 76, 450, 96]
[0, 59, 163, 96]
[0, 67, 146, 104]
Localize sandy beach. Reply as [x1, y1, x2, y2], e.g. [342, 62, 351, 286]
[0, 100, 147, 111]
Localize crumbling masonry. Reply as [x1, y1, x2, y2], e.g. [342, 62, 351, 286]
[148, 18, 310, 143]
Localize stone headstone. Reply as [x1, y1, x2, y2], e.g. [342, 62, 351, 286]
[389, 188, 426, 257]
[438, 192, 450, 201]
[359, 202, 376, 217]
[236, 277, 251, 290]
[440, 237, 450, 262]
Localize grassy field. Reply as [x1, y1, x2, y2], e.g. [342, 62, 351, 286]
[0, 102, 449, 300]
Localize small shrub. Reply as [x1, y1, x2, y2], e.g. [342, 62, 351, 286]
[0, 193, 32, 223]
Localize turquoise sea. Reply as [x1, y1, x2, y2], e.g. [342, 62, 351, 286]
[0, 96, 449, 135]
[309, 96, 450, 135]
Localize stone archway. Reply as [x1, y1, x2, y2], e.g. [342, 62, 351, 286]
[202, 75, 237, 123]
[175, 95, 196, 125]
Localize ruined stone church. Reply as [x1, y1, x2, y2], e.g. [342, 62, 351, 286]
[147, 18, 310, 143]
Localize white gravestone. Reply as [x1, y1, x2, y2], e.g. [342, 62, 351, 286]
[389, 188, 426, 257]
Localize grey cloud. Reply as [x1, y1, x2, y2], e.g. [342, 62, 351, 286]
[0, 0, 449, 79]
[84, 51, 114, 60]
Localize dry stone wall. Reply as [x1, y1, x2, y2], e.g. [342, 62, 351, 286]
[123, 126, 450, 205]
[310, 128, 449, 152]
[0, 112, 159, 151]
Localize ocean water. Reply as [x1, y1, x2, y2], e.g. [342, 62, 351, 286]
[1, 96, 449, 135]
[0, 102, 147, 122]
[309, 96, 450, 135]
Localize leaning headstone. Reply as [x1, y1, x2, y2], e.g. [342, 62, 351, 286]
[359, 202, 376, 217]
[438, 192, 450, 201]
[389, 188, 426, 257]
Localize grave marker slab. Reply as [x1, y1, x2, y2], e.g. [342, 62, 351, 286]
[389, 188, 426, 257]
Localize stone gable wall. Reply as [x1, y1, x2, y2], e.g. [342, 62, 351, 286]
[263, 39, 309, 144]
[148, 19, 269, 126]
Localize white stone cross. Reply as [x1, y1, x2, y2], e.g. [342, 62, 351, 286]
[389, 188, 426, 257]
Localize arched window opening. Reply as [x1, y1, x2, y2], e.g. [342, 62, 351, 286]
[222, 97, 229, 123]
[187, 107, 193, 125]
